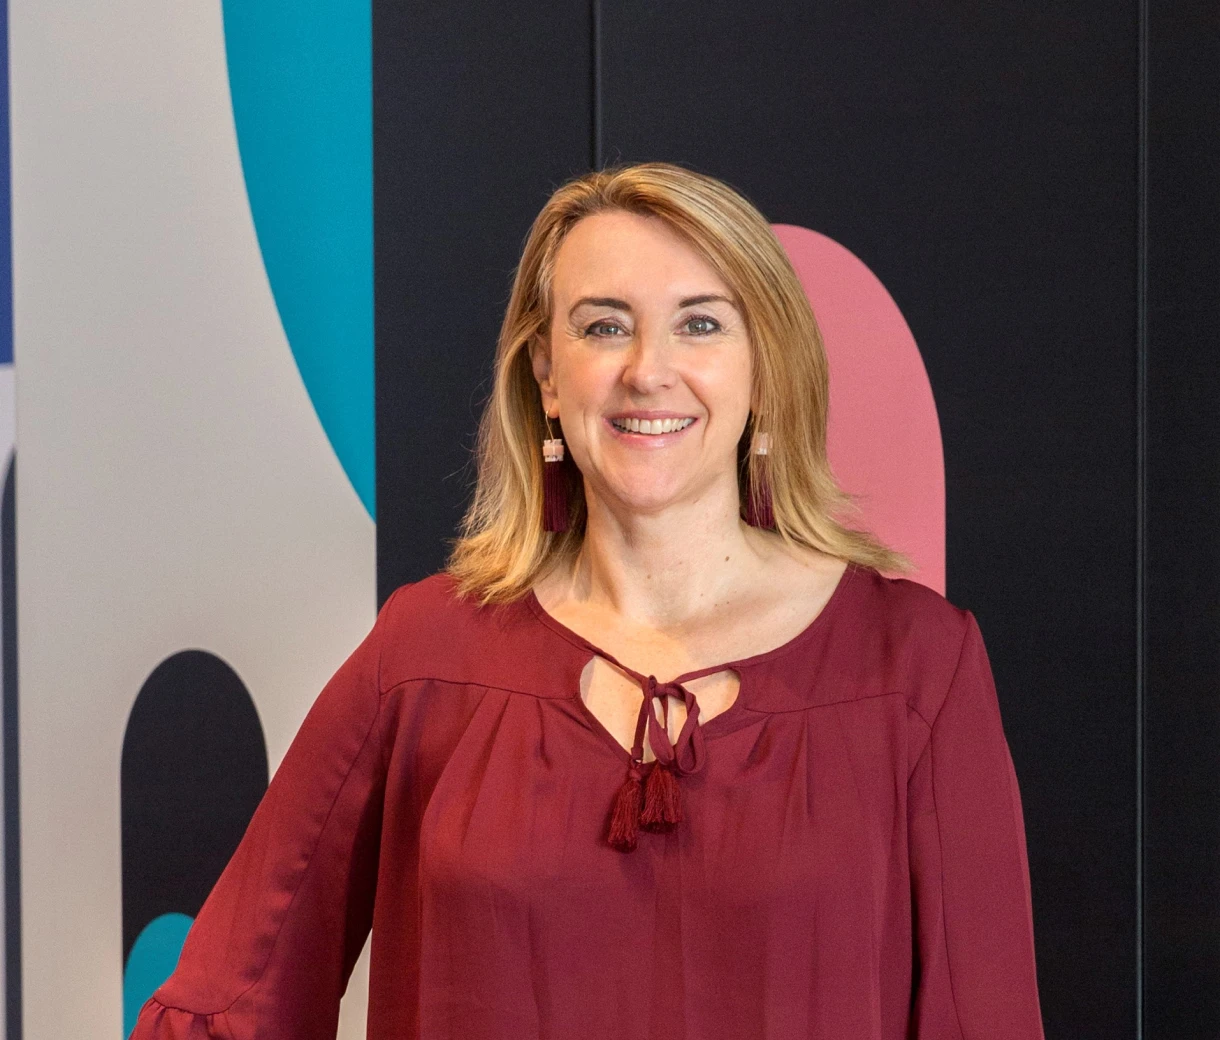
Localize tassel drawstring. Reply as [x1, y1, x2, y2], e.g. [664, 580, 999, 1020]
[640, 760, 682, 831]
[606, 672, 708, 852]
[607, 761, 644, 851]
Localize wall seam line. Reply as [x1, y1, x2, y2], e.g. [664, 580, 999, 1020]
[591, 0, 602, 169]
[1135, 0, 1149, 1034]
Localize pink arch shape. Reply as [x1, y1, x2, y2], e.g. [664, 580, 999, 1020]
[772, 225, 945, 593]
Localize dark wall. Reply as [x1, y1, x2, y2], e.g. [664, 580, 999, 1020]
[374, 1, 592, 590]
[1144, 1, 1220, 1037]
[599, 6, 1138, 1037]
[373, 3, 1220, 1036]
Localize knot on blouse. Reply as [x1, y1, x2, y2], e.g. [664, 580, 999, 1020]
[634, 675, 707, 777]
[599, 650, 717, 852]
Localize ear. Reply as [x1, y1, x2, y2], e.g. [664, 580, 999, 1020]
[528, 333, 559, 418]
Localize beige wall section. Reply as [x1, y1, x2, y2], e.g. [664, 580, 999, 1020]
[11, 1, 376, 1037]
[0, 367, 14, 1035]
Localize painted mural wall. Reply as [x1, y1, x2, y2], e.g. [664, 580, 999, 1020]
[2, 2, 943, 1027]
[9, 0, 374, 1036]
[5, 0, 1220, 1036]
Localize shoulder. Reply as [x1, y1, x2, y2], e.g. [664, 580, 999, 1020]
[372, 572, 572, 696]
[378, 571, 476, 630]
[849, 566, 983, 725]
[746, 563, 977, 715]
[854, 566, 974, 656]
[758, 538, 964, 650]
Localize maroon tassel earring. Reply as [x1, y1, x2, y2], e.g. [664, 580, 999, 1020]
[744, 431, 774, 528]
[640, 763, 682, 831]
[607, 763, 644, 851]
[542, 417, 569, 533]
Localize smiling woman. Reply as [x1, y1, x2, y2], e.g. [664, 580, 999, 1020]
[449, 164, 909, 605]
[534, 210, 754, 539]
[132, 163, 1045, 1040]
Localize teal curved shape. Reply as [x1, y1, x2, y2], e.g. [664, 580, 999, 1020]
[123, 912, 194, 1037]
[221, 0, 374, 518]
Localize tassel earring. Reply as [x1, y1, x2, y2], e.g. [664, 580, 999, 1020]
[542, 415, 569, 533]
[744, 431, 774, 528]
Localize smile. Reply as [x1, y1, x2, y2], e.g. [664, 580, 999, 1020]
[610, 417, 696, 435]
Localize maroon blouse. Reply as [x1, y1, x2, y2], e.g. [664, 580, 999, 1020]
[132, 561, 1045, 1039]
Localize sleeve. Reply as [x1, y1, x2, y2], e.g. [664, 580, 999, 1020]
[130, 586, 406, 1040]
[907, 611, 1045, 1039]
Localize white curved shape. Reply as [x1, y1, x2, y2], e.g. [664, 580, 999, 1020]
[10, 1, 375, 1036]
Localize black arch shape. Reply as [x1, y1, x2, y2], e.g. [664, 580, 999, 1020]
[120, 650, 268, 965]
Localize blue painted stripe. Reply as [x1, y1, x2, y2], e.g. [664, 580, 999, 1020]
[221, 0, 374, 517]
[123, 912, 194, 1038]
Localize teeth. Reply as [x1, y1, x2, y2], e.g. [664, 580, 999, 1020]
[612, 417, 694, 435]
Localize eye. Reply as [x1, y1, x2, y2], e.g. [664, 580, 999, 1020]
[683, 314, 722, 335]
[584, 319, 628, 338]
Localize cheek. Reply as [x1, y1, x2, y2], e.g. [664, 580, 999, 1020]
[692, 358, 753, 426]
[550, 359, 609, 457]
[551, 350, 614, 406]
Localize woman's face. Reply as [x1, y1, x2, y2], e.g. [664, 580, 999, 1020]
[532, 209, 753, 520]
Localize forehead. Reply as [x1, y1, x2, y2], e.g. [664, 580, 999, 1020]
[552, 210, 733, 303]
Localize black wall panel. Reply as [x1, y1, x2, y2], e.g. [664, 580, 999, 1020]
[1143, 1, 1220, 1037]
[374, 1, 593, 601]
[600, 4, 1138, 1035]
[373, 3, 1220, 1036]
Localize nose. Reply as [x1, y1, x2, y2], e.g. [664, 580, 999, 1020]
[620, 326, 677, 395]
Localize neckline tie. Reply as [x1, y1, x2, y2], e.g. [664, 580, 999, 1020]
[597, 655, 711, 852]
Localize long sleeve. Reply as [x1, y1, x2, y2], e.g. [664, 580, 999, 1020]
[907, 611, 1045, 1039]
[131, 587, 405, 1040]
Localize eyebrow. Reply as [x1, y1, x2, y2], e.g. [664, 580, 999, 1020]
[567, 293, 737, 317]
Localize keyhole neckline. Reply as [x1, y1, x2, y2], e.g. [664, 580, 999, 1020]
[524, 559, 859, 688]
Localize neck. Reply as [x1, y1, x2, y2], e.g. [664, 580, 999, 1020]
[561, 474, 766, 629]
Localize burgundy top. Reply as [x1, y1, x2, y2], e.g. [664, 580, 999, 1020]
[133, 561, 1045, 1039]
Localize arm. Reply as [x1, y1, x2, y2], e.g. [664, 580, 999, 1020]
[908, 611, 1045, 1039]
[131, 587, 405, 1040]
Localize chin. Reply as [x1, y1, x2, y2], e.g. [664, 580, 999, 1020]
[589, 464, 708, 517]
[603, 483, 689, 517]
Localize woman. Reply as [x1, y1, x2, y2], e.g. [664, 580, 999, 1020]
[134, 163, 1044, 1039]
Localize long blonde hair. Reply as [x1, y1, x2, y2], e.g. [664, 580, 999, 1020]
[447, 162, 912, 603]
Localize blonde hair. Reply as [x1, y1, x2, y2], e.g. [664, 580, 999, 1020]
[447, 162, 912, 603]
